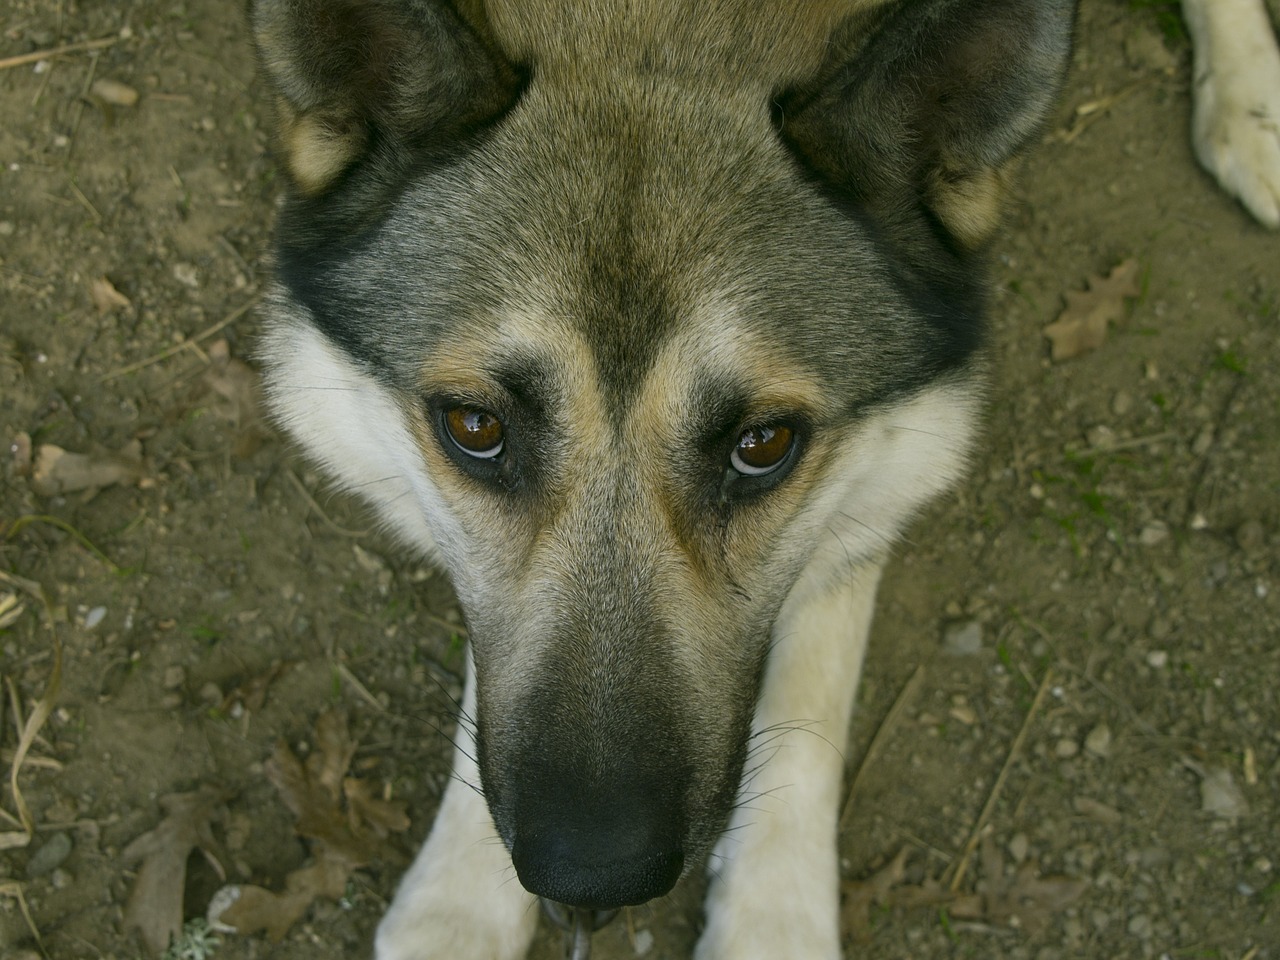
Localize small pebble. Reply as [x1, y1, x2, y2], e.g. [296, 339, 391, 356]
[84, 606, 107, 629]
[1008, 832, 1029, 864]
[1084, 723, 1112, 758]
[1055, 738, 1079, 759]
[1085, 424, 1116, 450]
[943, 620, 983, 656]
[172, 263, 200, 288]
[1200, 767, 1248, 821]
[50, 867, 73, 889]
[90, 77, 139, 107]
[198, 681, 223, 705]
[632, 928, 654, 956]
[1146, 650, 1168, 669]
[1138, 522, 1168, 547]
[27, 832, 72, 878]
[1127, 913, 1153, 940]
[163, 665, 186, 689]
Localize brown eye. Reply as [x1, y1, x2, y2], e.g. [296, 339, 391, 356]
[443, 406, 505, 459]
[730, 424, 795, 476]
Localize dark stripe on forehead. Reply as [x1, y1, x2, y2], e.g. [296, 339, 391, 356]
[571, 210, 683, 425]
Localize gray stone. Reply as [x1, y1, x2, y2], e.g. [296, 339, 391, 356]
[27, 832, 72, 878]
[943, 620, 983, 656]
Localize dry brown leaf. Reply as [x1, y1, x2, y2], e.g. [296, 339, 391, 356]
[841, 842, 1087, 944]
[1043, 258, 1141, 361]
[202, 341, 257, 421]
[121, 785, 228, 956]
[29, 440, 146, 497]
[841, 848, 909, 943]
[343, 777, 410, 836]
[976, 835, 1088, 934]
[310, 708, 356, 802]
[213, 710, 409, 943]
[219, 660, 290, 715]
[201, 340, 268, 458]
[212, 845, 350, 943]
[90, 275, 133, 314]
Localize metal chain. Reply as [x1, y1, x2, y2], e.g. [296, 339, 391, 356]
[567, 911, 593, 960]
[540, 899, 620, 960]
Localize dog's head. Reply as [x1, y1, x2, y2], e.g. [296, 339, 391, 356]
[254, 0, 1074, 910]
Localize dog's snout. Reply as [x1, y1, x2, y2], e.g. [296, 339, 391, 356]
[510, 788, 685, 909]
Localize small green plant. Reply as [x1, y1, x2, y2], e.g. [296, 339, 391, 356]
[162, 918, 220, 960]
[446, 631, 466, 666]
[1213, 349, 1247, 375]
[1128, 0, 1188, 45]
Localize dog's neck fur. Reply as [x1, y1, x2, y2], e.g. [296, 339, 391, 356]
[473, 0, 876, 87]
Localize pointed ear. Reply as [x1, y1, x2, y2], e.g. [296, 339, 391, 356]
[250, 0, 520, 196]
[781, 0, 1076, 249]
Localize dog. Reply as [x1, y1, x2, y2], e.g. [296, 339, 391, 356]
[1184, 0, 1280, 228]
[248, 1, 1075, 957]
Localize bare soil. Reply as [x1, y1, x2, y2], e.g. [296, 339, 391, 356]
[1, 2, 1277, 958]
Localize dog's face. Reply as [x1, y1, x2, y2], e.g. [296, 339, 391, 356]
[255, 0, 1073, 910]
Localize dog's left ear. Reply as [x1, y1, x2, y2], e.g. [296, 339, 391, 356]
[782, 0, 1076, 249]
[249, 0, 520, 198]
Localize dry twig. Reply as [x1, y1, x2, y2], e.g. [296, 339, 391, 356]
[0, 880, 47, 957]
[99, 293, 260, 381]
[840, 665, 926, 833]
[0, 36, 119, 71]
[946, 668, 1054, 892]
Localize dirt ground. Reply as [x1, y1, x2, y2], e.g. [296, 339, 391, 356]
[1, 1, 1278, 958]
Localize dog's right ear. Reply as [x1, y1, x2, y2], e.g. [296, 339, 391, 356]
[781, 0, 1076, 250]
[249, 0, 520, 196]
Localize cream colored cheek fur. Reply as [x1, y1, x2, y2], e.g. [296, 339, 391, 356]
[259, 304, 455, 560]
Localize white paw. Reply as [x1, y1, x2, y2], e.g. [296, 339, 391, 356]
[374, 822, 538, 960]
[695, 900, 841, 960]
[375, 881, 536, 960]
[693, 822, 841, 960]
[376, 739, 537, 959]
[1192, 29, 1280, 227]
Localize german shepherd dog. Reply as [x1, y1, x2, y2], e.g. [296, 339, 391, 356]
[249, 1, 1075, 956]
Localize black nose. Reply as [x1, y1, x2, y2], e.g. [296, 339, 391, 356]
[510, 790, 684, 909]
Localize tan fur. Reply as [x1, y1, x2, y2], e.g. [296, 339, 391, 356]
[483, 0, 881, 88]
[927, 165, 1015, 249]
[278, 103, 367, 195]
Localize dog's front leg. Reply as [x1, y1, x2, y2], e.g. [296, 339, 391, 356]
[696, 559, 883, 960]
[1184, 0, 1280, 227]
[376, 659, 538, 960]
